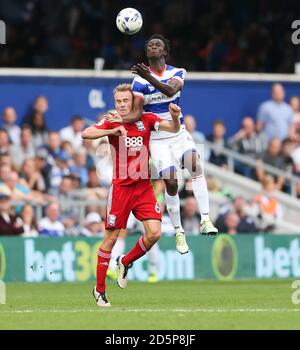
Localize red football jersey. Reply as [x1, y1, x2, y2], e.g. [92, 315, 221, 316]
[94, 113, 161, 185]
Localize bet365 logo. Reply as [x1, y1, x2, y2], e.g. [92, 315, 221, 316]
[291, 280, 300, 305]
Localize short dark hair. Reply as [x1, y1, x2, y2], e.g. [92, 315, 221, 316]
[21, 124, 32, 132]
[145, 34, 170, 57]
[71, 115, 84, 123]
[213, 119, 225, 127]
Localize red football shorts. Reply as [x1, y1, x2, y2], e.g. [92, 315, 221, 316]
[105, 180, 161, 229]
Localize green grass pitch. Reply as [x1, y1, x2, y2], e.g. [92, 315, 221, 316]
[1, 279, 300, 330]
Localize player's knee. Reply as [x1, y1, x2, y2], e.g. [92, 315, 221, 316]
[148, 230, 161, 245]
[103, 234, 118, 249]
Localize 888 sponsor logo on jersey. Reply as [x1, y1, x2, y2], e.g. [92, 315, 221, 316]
[124, 136, 144, 151]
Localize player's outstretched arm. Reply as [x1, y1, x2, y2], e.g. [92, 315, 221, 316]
[131, 63, 182, 97]
[158, 103, 181, 133]
[82, 125, 127, 139]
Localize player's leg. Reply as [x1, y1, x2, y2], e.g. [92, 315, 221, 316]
[162, 168, 189, 254]
[107, 228, 127, 279]
[181, 147, 218, 235]
[94, 228, 120, 307]
[148, 242, 159, 282]
[95, 183, 131, 302]
[116, 181, 161, 288]
[150, 139, 185, 242]
[117, 219, 161, 289]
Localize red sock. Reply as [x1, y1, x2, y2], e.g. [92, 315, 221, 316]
[96, 248, 111, 293]
[122, 236, 148, 266]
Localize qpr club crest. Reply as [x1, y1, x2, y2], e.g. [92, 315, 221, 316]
[135, 121, 145, 131]
[108, 214, 116, 226]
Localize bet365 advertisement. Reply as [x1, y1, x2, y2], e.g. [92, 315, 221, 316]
[1, 235, 300, 283]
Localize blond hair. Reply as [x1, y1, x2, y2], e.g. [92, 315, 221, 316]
[113, 83, 132, 95]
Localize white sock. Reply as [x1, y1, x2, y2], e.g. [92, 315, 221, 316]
[110, 237, 125, 271]
[148, 243, 159, 275]
[165, 192, 183, 230]
[192, 175, 210, 222]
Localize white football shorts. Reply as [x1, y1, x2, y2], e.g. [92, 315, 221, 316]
[150, 127, 197, 179]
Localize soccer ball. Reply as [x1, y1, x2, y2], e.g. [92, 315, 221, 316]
[116, 8, 143, 35]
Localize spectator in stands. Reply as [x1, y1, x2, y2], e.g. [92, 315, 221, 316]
[30, 111, 49, 150]
[289, 96, 300, 138]
[207, 120, 228, 168]
[87, 167, 104, 188]
[181, 196, 201, 235]
[19, 158, 46, 192]
[184, 115, 206, 145]
[0, 164, 12, 185]
[215, 196, 258, 233]
[1, 107, 21, 146]
[49, 150, 71, 195]
[257, 83, 294, 142]
[82, 138, 96, 169]
[42, 131, 61, 164]
[60, 115, 85, 151]
[10, 125, 35, 170]
[291, 144, 300, 176]
[57, 175, 80, 235]
[38, 202, 65, 237]
[61, 140, 74, 160]
[22, 95, 49, 126]
[0, 129, 11, 155]
[256, 138, 286, 191]
[70, 148, 88, 187]
[69, 173, 81, 191]
[281, 138, 295, 173]
[80, 212, 104, 237]
[251, 175, 283, 232]
[20, 204, 38, 237]
[290, 143, 300, 195]
[184, 114, 207, 159]
[0, 171, 46, 209]
[85, 167, 108, 200]
[229, 116, 265, 177]
[0, 154, 13, 168]
[36, 148, 52, 191]
[0, 192, 24, 236]
[222, 211, 240, 235]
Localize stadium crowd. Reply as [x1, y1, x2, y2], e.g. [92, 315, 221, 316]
[0, 0, 299, 73]
[0, 82, 299, 237]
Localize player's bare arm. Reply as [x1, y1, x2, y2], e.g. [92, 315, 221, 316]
[82, 125, 127, 139]
[131, 63, 183, 97]
[108, 95, 144, 124]
[158, 103, 181, 133]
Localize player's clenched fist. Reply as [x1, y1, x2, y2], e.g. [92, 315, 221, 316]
[169, 103, 181, 118]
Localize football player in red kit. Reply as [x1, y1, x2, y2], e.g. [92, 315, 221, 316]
[82, 83, 181, 307]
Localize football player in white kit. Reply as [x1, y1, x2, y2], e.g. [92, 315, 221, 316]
[109, 35, 218, 254]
